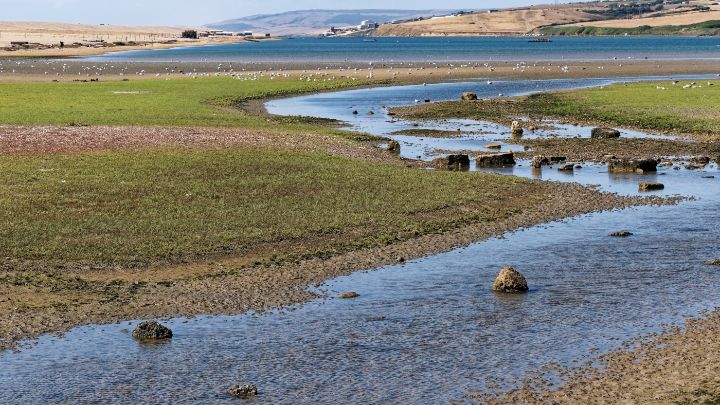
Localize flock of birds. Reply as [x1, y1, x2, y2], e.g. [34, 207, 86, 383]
[0, 60, 718, 90]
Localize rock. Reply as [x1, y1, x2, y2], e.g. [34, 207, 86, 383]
[601, 154, 617, 163]
[386, 140, 401, 154]
[705, 259, 720, 266]
[591, 127, 621, 139]
[352, 110, 358, 115]
[432, 154, 471, 171]
[558, 163, 574, 171]
[528, 125, 537, 132]
[477, 152, 516, 168]
[132, 321, 173, 340]
[338, 292, 360, 299]
[691, 156, 710, 166]
[549, 156, 567, 163]
[462, 92, 478, 101]
[368, 111, 375, 115]
[531, 155, 550, 168]
[639, 182, 665, 192]
[510, 121, 524, 137]
[608, 159, 657, 174]
[228, 384, 258, 399]
[610, 231, 634, 237]
[492, 267, 528, 293]
[485, 143, 503, 149]
[702, 175, 716, 179]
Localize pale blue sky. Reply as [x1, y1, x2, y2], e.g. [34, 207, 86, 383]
[4, 0, 587, 26]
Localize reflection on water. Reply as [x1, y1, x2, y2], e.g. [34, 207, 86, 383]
[2, 77, 720, 404]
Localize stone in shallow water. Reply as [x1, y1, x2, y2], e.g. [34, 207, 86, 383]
[476, 152, 515, 168]
[228, 384, 258, 398]
[610, 231, 634, 237]
[432, 154, 470, 171]
[639, 182, 665, 192]
[132, 321, 172, 340]
[591, 127, 621, 139]
[338, 292, 360, 299]
[492, 267, 528, 293]
[705, 259, 720, 266]
[608, 159, 658, 174]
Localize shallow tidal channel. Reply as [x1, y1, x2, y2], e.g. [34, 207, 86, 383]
[2, 76, 720, 403]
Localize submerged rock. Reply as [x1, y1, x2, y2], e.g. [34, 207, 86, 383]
[338, 292, 360, 299]
[608, 159, 658, 174]
[432, 154, 471, 171]
[705, 259, 720, 266]
[485, 143, 503, 149]
[610, 231, 634, 237]
[558, 163, 575, 172]
[477, 152, 516, 168]
[492, 267, 529, 293]
[591, 127, 621, 139]
[228, 384, 258, 399]
[132, 321, 173, 341]
[639, 182, 665, 192]
[462, 92, 478, 101]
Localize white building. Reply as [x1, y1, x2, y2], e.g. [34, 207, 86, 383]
[358, 20, 378, 30]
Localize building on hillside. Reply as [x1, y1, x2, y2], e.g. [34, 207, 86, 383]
[358, 20, 379, 30]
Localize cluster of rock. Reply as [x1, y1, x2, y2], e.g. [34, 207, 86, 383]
[132, 321, 173, 341]
[530, 155, 568, 169]
[228, 384, 258, 399]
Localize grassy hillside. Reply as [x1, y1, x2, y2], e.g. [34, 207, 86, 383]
[539, 20, 720, 36]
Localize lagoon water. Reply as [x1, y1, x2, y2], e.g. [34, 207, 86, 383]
[2, 77, 720, 403]
[84, 36, 720, 63]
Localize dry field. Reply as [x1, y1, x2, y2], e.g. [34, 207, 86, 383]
[375, 7, 602, 36]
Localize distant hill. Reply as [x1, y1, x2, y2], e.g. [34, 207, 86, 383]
[208, 9, 460, 36]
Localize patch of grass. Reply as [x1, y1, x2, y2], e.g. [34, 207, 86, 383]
[0, 77, 370, 130]
[0, 148, 540, 268]
[539, 20, 720, 36]
[391, 81, 720, 140]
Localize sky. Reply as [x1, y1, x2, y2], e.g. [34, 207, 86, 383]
[3, 0, 582, 26]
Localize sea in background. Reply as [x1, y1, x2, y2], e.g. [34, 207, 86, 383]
[82, 36, 720, 63]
